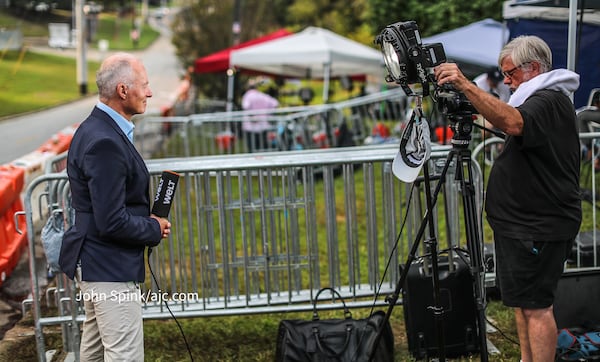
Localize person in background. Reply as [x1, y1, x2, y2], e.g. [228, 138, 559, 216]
[241, 79, 279, 152]
[474, 66, 512, 138]
[60, 52, 171, 361]
[474, 66, 512, 102]
[435, 36, 581, 362]
[578, 91, 600, 170]
[172, 66, 197, 116]
[130, 27, 140, 48]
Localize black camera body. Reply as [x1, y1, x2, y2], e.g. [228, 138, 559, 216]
[434, 83, 478, 116]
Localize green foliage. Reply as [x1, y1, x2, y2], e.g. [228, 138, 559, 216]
[367, 0, 504, 37]
[171, 0, 287, 99]
[172, 0, 505, 101]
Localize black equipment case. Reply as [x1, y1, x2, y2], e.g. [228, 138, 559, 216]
[554, 268, 600, 330]
[402, 250, 480, 359]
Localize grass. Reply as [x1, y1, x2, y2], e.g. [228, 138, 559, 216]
[0, 297, 521, 361]
[0, 50, 100, 118]
[0, 8, 160, 119]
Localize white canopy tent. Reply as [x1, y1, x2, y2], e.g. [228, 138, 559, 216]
[229, 26, 384, 103]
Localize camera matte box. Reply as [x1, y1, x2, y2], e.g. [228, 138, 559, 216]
[402, 251, 480, 359]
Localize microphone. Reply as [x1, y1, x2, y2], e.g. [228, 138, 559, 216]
[151, 170, 180, 218]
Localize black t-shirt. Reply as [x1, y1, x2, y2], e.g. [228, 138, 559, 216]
[485, 89, 582, 241]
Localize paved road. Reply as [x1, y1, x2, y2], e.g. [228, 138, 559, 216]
[0, 16, 182, 165]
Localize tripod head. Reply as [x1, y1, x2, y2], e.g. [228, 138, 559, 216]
[447, 112, 475, 149]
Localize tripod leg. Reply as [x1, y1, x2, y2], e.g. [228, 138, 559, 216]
[368, 148, 457, 362]
[456, 148, 489, 362]
[422, 164, 447, 361]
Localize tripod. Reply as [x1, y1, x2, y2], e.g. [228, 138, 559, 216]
[369, 105, 489, 361]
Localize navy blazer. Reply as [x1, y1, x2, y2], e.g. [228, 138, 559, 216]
[59, 106, 162, 282]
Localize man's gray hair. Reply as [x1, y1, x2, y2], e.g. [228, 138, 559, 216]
[96, 52, 137, 99]
[499, 35, 552, 73]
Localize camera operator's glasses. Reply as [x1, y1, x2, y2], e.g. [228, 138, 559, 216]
[502, 63, 529, 79]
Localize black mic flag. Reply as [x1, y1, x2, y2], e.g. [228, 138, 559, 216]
[151, 170, 180, 218]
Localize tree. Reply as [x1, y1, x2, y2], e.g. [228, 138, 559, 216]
[172, 0, 505, 101]
[171, 0, 287, 100]
[285, 0, 373, 44]
[367, 0, 503, 37]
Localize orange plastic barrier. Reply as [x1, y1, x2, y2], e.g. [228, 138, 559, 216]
[0, 197, 27, 287]
[0, 164, 25, 216]
[0, 125, 76, 287]
[12, 149, 56, 187]
[37, 131, 72, 155]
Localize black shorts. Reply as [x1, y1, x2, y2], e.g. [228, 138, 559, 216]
[494, 234, 574, 309]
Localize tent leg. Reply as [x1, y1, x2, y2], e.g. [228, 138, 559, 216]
[226, 69, 235, 112]
[566, 0, 578, 72]
[322, 62, 331, 104]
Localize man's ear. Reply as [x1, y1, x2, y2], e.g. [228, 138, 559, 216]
[118, 84, 128, 99]
[530, 61, 541, 74]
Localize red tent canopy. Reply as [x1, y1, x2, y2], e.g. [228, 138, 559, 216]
[194, 29, 293, 74]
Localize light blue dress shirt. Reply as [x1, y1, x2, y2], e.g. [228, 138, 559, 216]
[96, 102, 135, 143]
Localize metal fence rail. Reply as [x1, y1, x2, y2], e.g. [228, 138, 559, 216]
[23, 143, 479, 361]
[21, 131, 600, 361]
[135, 88, 408, 159]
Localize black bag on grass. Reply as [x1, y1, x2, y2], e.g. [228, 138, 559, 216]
[274, 287, 394, 362]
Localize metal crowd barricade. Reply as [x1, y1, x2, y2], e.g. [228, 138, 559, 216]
[19, 173, 81, 362]
[24, 143, 485, 361]
[134, 88, 408, 159]
[574, 132, 600, 268]
[21, 121, 600, 361]
[44, 151, 69, 174]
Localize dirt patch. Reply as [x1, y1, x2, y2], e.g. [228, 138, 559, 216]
[0, 242, 49, 340]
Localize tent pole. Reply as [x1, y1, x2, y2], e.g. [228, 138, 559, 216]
[566, 0, 578, 72]
[323, 62, 331, 103]
[226, 68, 235, 112]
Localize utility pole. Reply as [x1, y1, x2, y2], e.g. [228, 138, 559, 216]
[232, 0, 241, 47]
[226, 0, 242, 112]
[75, 0, 87, 95]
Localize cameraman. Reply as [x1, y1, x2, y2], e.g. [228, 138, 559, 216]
[435, 36, 581, 362]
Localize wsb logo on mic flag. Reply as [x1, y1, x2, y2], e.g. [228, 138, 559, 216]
[152, 170, 180, 218]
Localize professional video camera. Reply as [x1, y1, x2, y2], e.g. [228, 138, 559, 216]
[434, 83, 478, 116]
[375, 20, 476, 117]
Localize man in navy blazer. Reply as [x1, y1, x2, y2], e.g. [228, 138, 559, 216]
[60, 52, 171, 361]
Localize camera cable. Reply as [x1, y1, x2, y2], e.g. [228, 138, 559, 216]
[147, 246, 195, 362]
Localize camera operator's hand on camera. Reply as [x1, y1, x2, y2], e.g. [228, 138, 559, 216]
[434, 63, 523, 136]
[434, 63, 471, 92]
